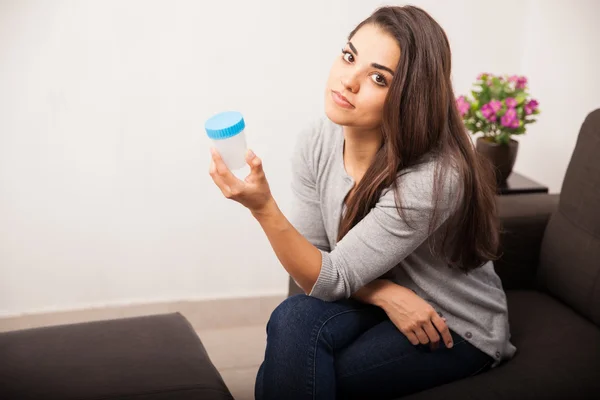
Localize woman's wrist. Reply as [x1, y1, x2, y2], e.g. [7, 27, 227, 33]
[353, 279, 394, 307]
[368, 280, 416, 311]
[251, 196, 279, 220]
[370, 280, 395, 308]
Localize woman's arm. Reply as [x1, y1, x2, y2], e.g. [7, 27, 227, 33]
[208, 144, 326, 294]
[251, 199, 323, 294]
[209, 147, 460, 302]
[251, 196, 455, 349]
[351, 279, 388, 306]
[352, 279, 454, 349]
[209, 149, 453, 349]
[253, 202, 408, 309]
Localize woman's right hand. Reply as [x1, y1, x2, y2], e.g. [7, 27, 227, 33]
[371, 280, 453, 350]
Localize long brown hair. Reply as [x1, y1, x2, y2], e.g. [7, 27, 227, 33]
[338, 6, 500, 273]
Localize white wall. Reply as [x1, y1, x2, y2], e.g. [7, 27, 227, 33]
[1, 0, 598, 316]
[514, 0, 600, 191]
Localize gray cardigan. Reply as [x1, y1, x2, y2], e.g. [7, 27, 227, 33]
[289, 116, 516, 367]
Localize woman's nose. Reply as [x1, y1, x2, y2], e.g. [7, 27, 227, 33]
[341, 75, 359, 94]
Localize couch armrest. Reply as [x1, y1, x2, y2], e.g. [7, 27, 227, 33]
[495, 193, 559, 290]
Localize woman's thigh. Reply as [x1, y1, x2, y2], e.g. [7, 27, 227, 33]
[335, 320, 493, 400]
[264, 294, 388, 350]
[256, 295, 390, 400]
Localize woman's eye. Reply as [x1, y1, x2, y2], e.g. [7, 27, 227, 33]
[342, 50, 354, 63]
[371, 74, 387, 86]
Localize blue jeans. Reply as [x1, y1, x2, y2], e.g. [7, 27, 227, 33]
[255, 294, 493, 400]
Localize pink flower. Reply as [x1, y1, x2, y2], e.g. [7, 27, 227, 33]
[481, 103, 495, 120]
[507, 75, 528, 89]
[505, 97, 517, 108]
[524, 99, 539, 115]
[456, 96, 470, 116]
[481, 101, 502, 122]
[505, 108, 517, 119]
[501, 108, 520, 129]
[489, 100, 502, 113]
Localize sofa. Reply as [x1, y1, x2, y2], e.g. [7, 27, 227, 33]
[288, 109, 600, 399]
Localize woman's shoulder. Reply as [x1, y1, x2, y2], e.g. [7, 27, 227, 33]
[387, 153, 463, 208]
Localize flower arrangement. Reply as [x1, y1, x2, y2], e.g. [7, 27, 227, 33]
[456, 73, 540, 145]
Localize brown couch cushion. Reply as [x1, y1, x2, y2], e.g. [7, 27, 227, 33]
[495, 193, 559, 290]
[537, 109, 600, 326]
[0, 313, 233, 400]
[402, 290, 600, 400]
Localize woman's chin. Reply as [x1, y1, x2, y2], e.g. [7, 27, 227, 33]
[324, 102, 353, 126]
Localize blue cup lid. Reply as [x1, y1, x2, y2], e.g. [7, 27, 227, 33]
[205, 111, 245, 140]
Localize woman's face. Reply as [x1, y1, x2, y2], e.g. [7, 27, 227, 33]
[324, 24, 400, 131]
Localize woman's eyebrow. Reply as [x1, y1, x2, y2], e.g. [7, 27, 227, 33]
[347, 41, 395, 76]
[372, 63, 395, 76]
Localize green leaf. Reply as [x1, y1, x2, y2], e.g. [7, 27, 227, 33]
[515, 93, 526, 105]
[516, 105, 524, 116]
[493, 133, 505, 144]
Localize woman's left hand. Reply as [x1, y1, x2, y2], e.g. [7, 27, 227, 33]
[209, 148, 274, 214]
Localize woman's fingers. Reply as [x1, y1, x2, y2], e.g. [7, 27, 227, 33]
[403, 330, 420, 346]
[431, 314, 453, 348]
[422, 321, 441, 349]
[246, 149, 265, 177]
[413, 327, 430, 345]
[209, 160, 232, 198]
[210, 148, 244, 192]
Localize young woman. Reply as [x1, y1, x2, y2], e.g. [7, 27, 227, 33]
[209, 5, 515, 400]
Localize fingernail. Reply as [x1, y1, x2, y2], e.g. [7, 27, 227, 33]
[447, 341, 453, 348]
[247, 149, 255, 158]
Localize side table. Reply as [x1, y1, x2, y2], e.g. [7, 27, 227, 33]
[497, 172, 549, 195]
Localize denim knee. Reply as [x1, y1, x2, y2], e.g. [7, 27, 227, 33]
[267, 294, 324, 336]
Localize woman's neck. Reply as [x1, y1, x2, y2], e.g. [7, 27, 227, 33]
[342, 125, 382, 182]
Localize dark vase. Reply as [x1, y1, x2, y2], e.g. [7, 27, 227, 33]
[475, 137, 519, 184]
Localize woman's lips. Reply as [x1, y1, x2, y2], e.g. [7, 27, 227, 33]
[331, 91, 355, 109]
